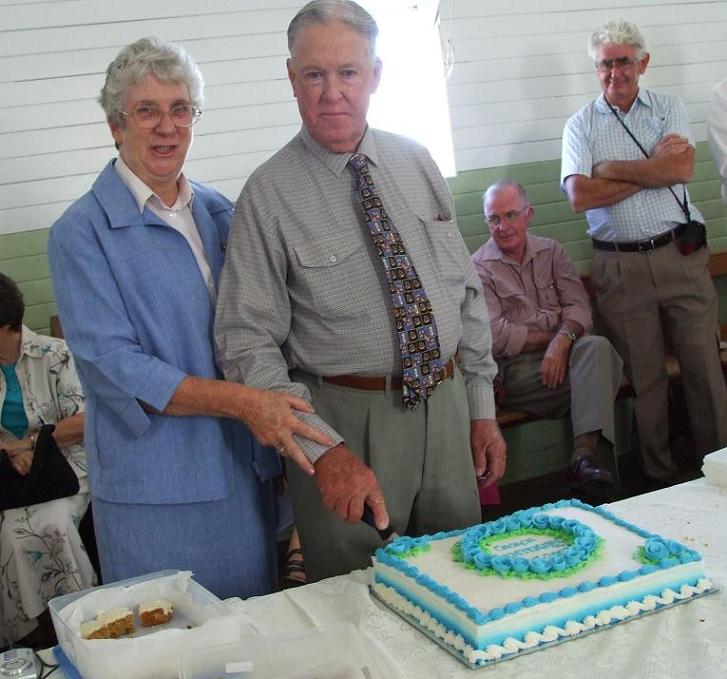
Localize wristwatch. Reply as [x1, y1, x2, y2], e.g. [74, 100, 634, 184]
[558, 328, 577, 343]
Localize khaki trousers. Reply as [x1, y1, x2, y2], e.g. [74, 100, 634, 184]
[591, 242, 727, 479]
[499, 334, 623, 445]
[287, 367, 481, 582]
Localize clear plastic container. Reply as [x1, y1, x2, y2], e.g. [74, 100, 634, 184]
[179, 622, 398, 679]
[49, 570, 237, 679]
[703, 446, 727, 487]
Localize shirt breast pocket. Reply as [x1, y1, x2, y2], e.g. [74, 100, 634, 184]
[421, 218, 466, 289]
[293, 237, 369, 320]
[491, 278, 530, 321]
[534, 275, 559, 309]
[639, 116, 665, 153]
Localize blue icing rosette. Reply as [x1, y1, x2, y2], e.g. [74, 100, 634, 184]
[635, 536, 701, 566]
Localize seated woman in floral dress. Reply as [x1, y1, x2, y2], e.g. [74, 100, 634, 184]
[0, 273, 95, 648]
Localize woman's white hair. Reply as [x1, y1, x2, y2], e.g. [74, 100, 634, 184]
[588, 19, 647, 61]
[99, 37, 204, 127]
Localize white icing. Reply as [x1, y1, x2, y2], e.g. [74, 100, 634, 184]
[97, 607, 132, 624]
[138, 599, 173, 614]
[372, 578, 713, 664]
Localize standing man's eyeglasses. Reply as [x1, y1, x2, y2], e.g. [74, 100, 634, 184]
[595, 57, 641, 73]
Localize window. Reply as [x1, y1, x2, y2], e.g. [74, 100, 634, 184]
[362, 0, 456, 177]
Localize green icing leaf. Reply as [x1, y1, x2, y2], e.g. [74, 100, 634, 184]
[386, 543, 431, 559]
[451, 542, 464, 562]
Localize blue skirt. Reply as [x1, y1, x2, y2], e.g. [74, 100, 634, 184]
[92, 467, 278, 600]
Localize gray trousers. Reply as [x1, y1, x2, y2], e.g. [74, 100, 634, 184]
[499, 334, 623, 446]
[591, 242, 727, 479]
[288, 367, 481, 582]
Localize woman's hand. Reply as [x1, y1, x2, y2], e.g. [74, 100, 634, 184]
[4, 442, 34, 476]
[240, 388, 333, 476]
[160, 376, 334, 475]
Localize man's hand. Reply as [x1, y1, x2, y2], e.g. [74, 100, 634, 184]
[651, 133, 691, 158]
[540, 333, 571, 389]
[313, 444, 389, 528]
[591, 132, 694, 188]
[470, 419, 506, 488]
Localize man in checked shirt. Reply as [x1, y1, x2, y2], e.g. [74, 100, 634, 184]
[561, 18, 727, 489]
[215, 0, 506, 581]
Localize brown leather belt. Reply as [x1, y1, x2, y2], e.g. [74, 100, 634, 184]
[322, 357, 456, 391]
[592, 223, 685, 253]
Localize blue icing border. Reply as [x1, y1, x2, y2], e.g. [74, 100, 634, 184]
[375, 499, 704, 628]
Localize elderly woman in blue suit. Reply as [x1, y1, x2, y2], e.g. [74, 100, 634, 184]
[48, 37, 329, 598]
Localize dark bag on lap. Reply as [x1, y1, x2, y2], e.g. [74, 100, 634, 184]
[0, 424, 80, 511]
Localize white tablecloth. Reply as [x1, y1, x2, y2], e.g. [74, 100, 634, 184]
[46, 479, 727, 678]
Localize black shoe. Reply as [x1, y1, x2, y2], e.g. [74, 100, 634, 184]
[567, 455, 615, 505]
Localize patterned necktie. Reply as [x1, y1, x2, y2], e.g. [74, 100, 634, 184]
[349, 152, 446, 409]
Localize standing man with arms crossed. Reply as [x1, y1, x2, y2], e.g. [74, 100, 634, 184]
[215, 0, 506, 582]
[561, 19, 727, 488]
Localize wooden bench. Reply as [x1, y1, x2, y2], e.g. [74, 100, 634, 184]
[497, 250, 727, 428]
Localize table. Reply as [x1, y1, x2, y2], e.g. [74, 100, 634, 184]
[45, 478, 727, 678]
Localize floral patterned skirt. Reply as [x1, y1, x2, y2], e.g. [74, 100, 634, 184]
[0, 489, 96, 647]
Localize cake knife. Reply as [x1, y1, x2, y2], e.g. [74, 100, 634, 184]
[362, 506, 400, 543]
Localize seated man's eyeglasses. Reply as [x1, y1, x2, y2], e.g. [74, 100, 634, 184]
[595, 57, 640, 73]
[486, 207, 527, 227]
[120, 103, 202, 128]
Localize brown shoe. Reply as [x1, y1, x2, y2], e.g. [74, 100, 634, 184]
[567, 455, 614, 505]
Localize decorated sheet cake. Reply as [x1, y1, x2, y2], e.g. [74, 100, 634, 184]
[371, 500, 714, 667]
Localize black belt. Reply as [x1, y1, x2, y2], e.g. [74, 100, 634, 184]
[322, 357, 456, 391]
[592, 224, 685, 253]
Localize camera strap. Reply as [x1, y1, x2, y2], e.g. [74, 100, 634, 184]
[605, 98, 692, 222]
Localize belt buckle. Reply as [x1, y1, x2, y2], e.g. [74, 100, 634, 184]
[636, 238, 655, 253]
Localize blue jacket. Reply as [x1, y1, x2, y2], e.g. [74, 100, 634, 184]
[48, 160, 280, 504]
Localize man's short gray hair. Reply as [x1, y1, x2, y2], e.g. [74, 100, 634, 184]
[99, 37, 204, 127]
[287, 0, 378, 57]
[588, 19, 647, 61]
[483, 179, 530, 211]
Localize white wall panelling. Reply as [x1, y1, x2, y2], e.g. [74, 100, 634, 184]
[1, 0, 726, 234]
[440, 0, 727, 171]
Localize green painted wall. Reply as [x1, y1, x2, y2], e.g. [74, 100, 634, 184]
[1, 141, 726, 337]
[450, 142, 727, 269]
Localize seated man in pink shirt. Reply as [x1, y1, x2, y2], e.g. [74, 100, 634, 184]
[472, 179, 624, 501]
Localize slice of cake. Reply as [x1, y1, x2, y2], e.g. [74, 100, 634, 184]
[138, 599, 174, 627]
[96, 607, 135, 638]
[372, 499, 714, 667]
[80, 619, 111, 640]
